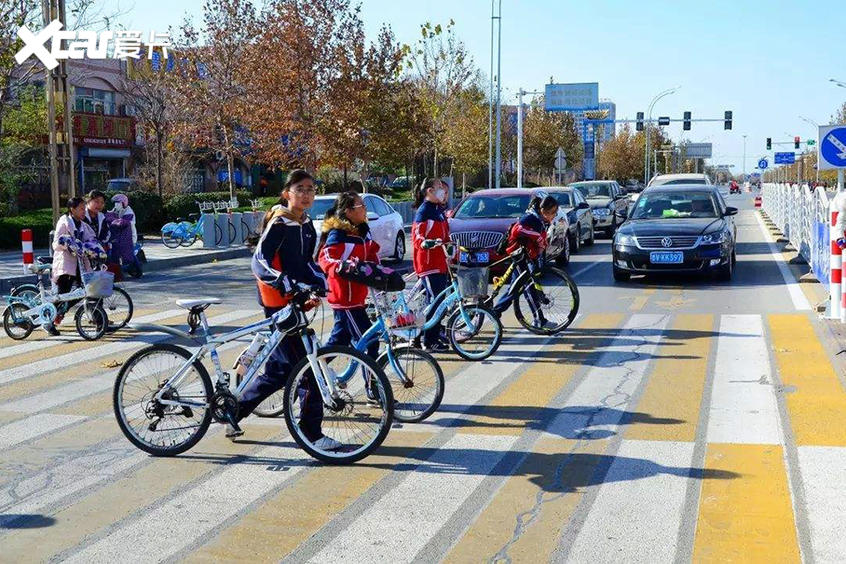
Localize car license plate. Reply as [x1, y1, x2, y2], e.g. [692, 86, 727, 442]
[649, 251, 684, 264]
[460, 251, 489, 264]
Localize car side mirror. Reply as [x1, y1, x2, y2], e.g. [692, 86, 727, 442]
[578, 202, 590, 210]
[724, 207, 738, 216]
[367, 212, 379, 221]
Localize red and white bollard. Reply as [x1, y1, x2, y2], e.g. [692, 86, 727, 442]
[831, 205, 842, 320]
[754, 196, 762, 208]
[21, 228, 33, 275]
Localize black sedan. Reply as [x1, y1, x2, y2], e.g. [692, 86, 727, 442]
[611, 186, 737, 282]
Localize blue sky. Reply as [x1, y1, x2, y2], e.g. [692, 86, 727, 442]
[124, 0, 846, 174]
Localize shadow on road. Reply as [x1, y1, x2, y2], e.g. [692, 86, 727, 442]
[0, 514, 57, 529]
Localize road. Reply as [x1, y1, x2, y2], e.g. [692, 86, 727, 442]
[1, 192, 844, 562]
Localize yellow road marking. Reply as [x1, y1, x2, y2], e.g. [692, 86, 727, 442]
[629, 288, 655, 311]
[445, 436, 609, 563]
[769, 314, 846, 446]
[625, 314, 713, 442]
[693, 443, 800, 562]
[455, 314, 624, 436]
[184, 431, 436, 563]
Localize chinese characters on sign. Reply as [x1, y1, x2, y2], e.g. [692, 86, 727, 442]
[544, 83, 599, 111]
[73, 114, 136, 149]
[14, 21, 170, 70]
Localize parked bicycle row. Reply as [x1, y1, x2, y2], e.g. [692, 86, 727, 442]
[111, 172, 580, 465]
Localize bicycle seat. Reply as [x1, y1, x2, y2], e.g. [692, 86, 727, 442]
[27, 262, 51, 274]
[175, 297, 222, 310]
[176, 217, 186, 223]
[189, 213, 199, 220]
[37, 256, 52, 265]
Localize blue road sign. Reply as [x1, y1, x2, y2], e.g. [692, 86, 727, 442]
[775, 152, 795, 165]
[819, 125, 846, 170]
[758, 158, 768, 170]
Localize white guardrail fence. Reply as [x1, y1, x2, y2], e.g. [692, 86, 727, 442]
[760, 182, 837, 317]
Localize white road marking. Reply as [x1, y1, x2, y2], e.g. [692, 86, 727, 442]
[0, 413, 85, 450]
[566, 439, 695, 562]
[753, 210, 811, 311]
[570, 258, 605, 278]
[797, 446, 846, 562]
[309, 433, 518, 564]
[706, 315, 782, 445]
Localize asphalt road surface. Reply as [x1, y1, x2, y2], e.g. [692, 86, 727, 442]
[2, 191, 844, 562]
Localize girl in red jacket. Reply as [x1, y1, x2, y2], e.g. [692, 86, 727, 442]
[318, 191, 380, 360]
[412, 178, 451, 351]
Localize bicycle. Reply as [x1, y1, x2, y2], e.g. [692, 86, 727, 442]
[407, 240, 503, 361]
[242, 287, 445, 423]
[113, 285, 395, 464]
[468, 246, 579, 335]
[9, 256, 133, 332]
[160, 202, 220, 248]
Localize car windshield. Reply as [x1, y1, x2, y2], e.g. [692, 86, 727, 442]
[552, 193, 572, 207]
[455, 195, 531, 219]
[309, 199, 336, 219]
[572, 183, 612, 199]
[631, 192, 719, 219]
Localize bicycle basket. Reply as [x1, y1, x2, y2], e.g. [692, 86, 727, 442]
[372, 291, 427, 337]
[456, 266, 489, 299]
[82, 270, 114, 298]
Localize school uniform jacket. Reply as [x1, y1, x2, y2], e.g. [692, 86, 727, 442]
[412, 201, 450, 276]
[506, 211, 549, 260]
[318, 217, 380, 310]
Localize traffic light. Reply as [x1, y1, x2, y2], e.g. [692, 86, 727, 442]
[636, 112, 644, 132]
[766, 138, 772, 150]
[683, 111, 691, 131]
[794, 136, 800, 149]
[724, 111, 732, 130]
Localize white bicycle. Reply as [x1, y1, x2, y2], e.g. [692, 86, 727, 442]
[113, 284, 395, 464]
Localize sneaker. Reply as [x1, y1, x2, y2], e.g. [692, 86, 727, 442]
[425, 341, 450, 353]
[43, 324, 60, 336]
[53, 314, 64, 326]
[314, 435, 343, 451]
[225, 422, 244, 440]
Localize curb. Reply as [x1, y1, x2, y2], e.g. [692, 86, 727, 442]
[0, 246, 251, 294]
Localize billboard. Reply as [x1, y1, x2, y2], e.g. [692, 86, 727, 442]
[683, 143, 712, 159]
[544, 82, 599, 112]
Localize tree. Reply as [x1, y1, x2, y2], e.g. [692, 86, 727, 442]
[170, 0, 256, 199]
[521, 102, 582, 184]
[597, 125, 642, 182]
[442, 85, 488, 192]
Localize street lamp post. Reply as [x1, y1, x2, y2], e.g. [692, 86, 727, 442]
[799, 115, 820, 183]
[742, 135, 747, 179]
[516, 88, 543, 189]
[493, 0, 503, 189]
[644, 86, 680, 185]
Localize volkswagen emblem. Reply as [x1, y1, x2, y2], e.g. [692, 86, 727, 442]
[661, 237, 673, 248]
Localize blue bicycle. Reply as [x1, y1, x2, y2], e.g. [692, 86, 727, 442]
[238, 288, 445, 423]
[160, 202, 219, 248]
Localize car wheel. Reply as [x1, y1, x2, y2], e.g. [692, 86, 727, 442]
[585, 223, 595, 246]
[555, 236, 571, 266]
[613, 266, 630, 282]
[393, 231, 405, 262]
[572, 226, 582, 254]
[607, 215, 617, 237]
[717, 255, 733, 281]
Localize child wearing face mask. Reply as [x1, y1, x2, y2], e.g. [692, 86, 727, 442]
[412, 178, 451, 352]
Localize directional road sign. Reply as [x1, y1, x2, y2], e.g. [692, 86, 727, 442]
[819, 125, 846, 170]
[555, 147, 567, 171]
[758, 158, 768, 170]
[775, 152, 795, 165]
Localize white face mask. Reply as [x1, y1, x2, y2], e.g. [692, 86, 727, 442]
[434, 188, 446, 202]
[113, 202, 124, 213]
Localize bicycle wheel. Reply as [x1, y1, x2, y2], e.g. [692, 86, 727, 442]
[283, 346, 393, 464]
[235, 369, 285, 418]
[377, 345, 444, 423]
[161, 231, 181, 249]
[10, 284, 39, 301]
[446, 304, 503, 361]
[179, 231, 197, 247]
[513, 266, 579, 335]
[114, 343, 213, 456]
[3, 303, 34, 340]
[74, 302, 107, 341]
[103, 287, 134, 331]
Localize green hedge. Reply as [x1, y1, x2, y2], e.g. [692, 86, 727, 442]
[0, 208, 54, 250]
[164, 191, 253, 223]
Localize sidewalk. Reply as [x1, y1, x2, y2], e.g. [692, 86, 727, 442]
[0, 237, 250, 293]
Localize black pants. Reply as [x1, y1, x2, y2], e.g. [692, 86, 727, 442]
[55, 273, 82, 316]
[493, 260, 544, 320]
[237, 306, 324, 441]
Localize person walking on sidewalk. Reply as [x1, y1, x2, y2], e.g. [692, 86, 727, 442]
[82, 190, 110, 250]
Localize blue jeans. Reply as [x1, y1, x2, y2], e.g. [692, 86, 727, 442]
[421, 273, 449, 347]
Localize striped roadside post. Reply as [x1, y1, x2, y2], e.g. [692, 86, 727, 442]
[831, 203, 842, 320]
[21, 229, 33, 275]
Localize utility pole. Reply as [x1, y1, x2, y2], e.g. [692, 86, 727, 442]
[43, 0, 76, 223]
[516, 88, 543, 189]
[742, 134, 747, 179]
[493, 0, 502, 189]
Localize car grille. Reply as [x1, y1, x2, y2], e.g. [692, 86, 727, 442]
[636, 236, 699, 249]
[450, 231, 503, 249]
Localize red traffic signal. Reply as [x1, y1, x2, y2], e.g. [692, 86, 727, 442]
[794, 136, 800, 149]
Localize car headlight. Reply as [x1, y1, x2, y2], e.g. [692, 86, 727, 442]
[701, 230, 729, 244]
[615, 233, 636, 246]
[594, 208, 610, 217]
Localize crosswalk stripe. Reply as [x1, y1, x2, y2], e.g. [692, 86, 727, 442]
[0, 308, 256, 386]
[706, 315, 782, 445]
[0, 424, 283, 561]
[796, 446, 846, 561]
[565, 439, 697, 562]
[0, 308, 179, 361]
[769, 314, 846, 446]
[63, 443, 313, 563]
[305, 433, 519, 563]
[543, 314, 670, 440]
[693, 443, 801, 561]
[625, 314, 713, 442]
[0, 413, 85, 449]
[183, 430, 437, 563]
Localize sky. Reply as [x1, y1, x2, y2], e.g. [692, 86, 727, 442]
[122, 0, 846, 175]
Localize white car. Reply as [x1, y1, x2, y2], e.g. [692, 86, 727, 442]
[647, 173, 712, 187]
[309, 193, 406, 261]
